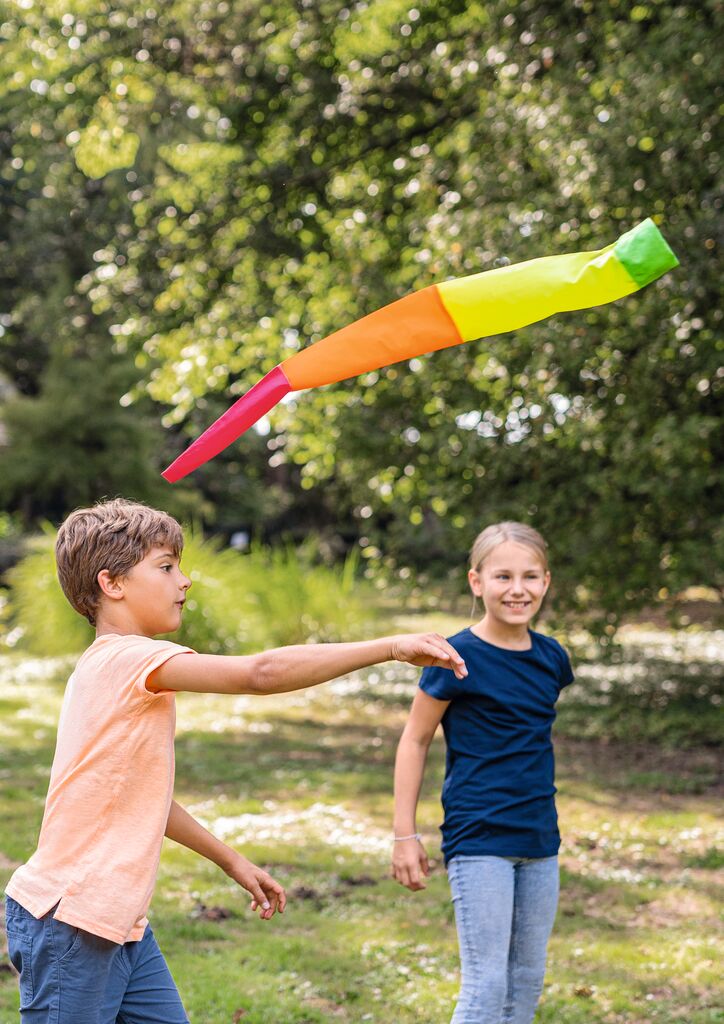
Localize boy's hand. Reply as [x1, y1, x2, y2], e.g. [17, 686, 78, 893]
[392, 837, 430, 891]
[225, 853, 286, 920]
[389, 633, 467, 679]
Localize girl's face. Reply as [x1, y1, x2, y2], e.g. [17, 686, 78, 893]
[468, 540, 550, 627]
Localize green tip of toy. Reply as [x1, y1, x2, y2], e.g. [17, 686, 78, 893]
[614, 218, 680, 288]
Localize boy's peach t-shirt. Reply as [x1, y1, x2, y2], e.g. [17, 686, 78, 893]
[5, 633, 194, 944]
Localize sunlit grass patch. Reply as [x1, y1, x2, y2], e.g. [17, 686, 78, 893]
[559, 625, 724, 749]
[0, 626, 722, 1022]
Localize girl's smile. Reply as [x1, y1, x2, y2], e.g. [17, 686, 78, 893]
[468, 540, 551, 645]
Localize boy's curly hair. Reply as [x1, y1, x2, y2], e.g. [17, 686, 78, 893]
[55, 498, 184, 625]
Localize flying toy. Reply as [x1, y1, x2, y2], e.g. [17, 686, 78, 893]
[162, 218, 678, 482]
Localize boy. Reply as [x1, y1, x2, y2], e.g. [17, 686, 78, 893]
[4, 498, 466, 1023]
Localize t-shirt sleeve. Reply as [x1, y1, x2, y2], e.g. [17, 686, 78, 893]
[114, 637, 196, 701]
[418, 633, 470, 701]
[555, 641, 575, 690]
[419, 663, 463, 702]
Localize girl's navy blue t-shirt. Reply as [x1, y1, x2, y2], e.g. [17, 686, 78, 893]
[419, 628, 574, 863]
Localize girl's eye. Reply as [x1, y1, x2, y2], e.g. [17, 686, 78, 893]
[161, 565, 172, 572]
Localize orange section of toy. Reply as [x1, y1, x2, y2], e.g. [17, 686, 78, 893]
[281, 285, 462, 390]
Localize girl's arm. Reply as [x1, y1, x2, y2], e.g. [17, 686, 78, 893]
[149, 633, 467, 695]
[392, 689, 450, 891]
[164, 800, 285, 919]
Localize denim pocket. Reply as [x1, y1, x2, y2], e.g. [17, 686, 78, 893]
[6, 927, 34, 1006]
[49, 914, 81, 963]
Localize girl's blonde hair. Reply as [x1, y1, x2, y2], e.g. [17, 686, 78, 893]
[469, 521, 548, 573]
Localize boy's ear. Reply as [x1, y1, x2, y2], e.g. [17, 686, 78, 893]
[97, 569, 125, 602]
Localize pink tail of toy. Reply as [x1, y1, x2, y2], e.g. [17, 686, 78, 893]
[162, 365, 291, 482]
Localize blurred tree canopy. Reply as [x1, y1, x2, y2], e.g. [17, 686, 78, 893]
[0, 0, 721, 626]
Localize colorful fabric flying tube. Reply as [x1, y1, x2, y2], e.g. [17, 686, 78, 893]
[162, 218, 678, 482]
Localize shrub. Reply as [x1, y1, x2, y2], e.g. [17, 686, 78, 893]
[3, 529, 93, 655]
[2, 529, 380, 656]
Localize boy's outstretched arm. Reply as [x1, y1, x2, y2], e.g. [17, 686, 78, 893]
[165, 800, 285, 919]
[149, 633, 467, 695]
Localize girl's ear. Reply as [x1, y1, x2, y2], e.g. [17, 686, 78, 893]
[97, 569, 125, 602]
[467, 567, 483, 597]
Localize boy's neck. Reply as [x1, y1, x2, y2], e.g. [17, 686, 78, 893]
[95, 615, 152, 639]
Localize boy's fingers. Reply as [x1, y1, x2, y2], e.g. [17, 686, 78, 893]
[249, 882, 271, 911]
[263, 876, 286, 909]
[419, 636, 467, 677]
[261, 876, 286, 913]
[263, 877, 285, 897]
[435, 637, 467, 676]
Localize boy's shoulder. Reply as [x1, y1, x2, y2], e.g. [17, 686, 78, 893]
[80, 632, 182, 654]
[76, 633, 192, 673]
[71, 633, 194, 702]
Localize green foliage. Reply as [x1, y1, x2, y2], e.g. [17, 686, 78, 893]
[0, 350, 172, 523]
[2, 528, 379, 655]
[1, 0, 722, 627]
[0, 513, 21, 540]
[176, 533, 379, 653]
[4, 532, 93, 655]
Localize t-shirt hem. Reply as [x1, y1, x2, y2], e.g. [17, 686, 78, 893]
[446, 847, 561, 864]
[5, 881, 145, 944]
[441, 840, 561, 865]
[53, 903, 144, 944]
[4, 880, 57, 922]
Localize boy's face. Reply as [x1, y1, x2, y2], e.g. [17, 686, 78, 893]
[101, 545, 191, 637]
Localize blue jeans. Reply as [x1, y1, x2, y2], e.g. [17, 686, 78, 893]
[4, 896, 189, 1023]
[447, 855, 559, 1024]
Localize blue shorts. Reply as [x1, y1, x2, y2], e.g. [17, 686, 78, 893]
[4, 896, 190, 1023]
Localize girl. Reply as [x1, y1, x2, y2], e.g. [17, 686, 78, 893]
[392, 522, 574, 1024]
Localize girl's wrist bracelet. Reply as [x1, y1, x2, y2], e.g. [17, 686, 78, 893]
[393, 832, 422, 842]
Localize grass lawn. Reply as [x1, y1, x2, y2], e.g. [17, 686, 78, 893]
[0, 620, 721, 1023]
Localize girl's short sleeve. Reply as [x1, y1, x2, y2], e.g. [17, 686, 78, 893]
[419, 664, 463, 702]
[557, 644, 575, 689]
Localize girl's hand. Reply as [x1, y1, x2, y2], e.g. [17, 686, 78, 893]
[390, 633, 467, 680]
[392, 837, 430, 891]
[225, 853, 287, 919]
